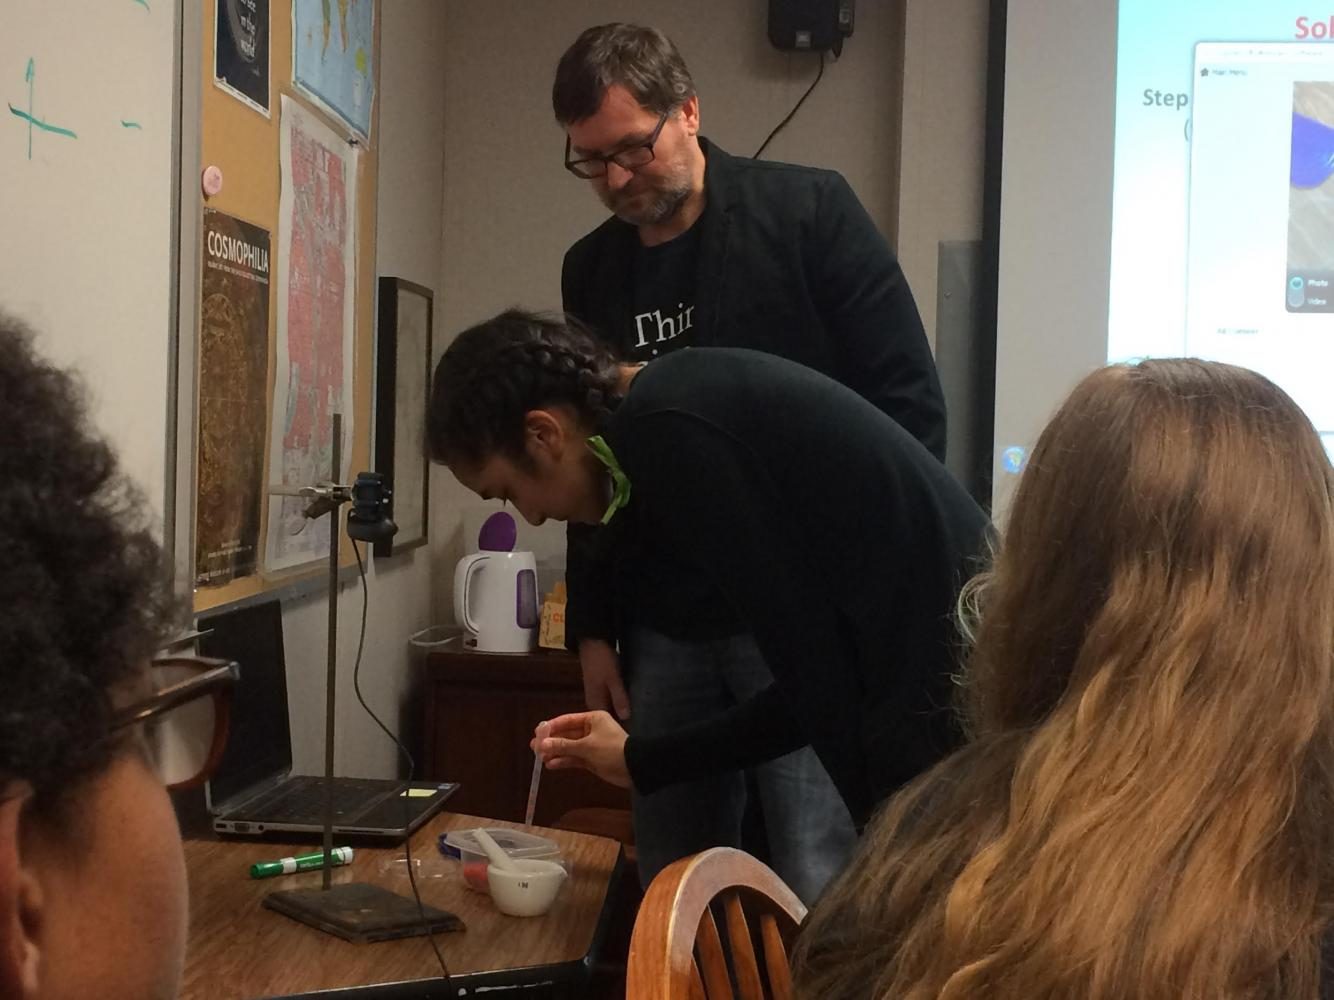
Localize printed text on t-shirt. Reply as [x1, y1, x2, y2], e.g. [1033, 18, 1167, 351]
[633, 303, 696, 350]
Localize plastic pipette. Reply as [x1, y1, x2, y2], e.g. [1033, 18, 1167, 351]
[524, 721, 550, 826]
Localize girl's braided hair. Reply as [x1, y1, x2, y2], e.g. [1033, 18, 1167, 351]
[428, 309, 624, 467]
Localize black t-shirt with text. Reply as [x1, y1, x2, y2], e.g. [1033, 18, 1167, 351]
[627, 223, 703, 361]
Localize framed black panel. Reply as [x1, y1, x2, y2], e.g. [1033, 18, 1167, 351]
[374, 277, 434, 557]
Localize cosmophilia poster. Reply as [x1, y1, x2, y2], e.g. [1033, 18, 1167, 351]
[196, 209, 271, 587]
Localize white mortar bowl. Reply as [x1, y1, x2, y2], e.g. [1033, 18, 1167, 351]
[487, 858, 569, 917]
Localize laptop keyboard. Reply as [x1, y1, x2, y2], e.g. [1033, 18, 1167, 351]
[241, 776, 402, 823]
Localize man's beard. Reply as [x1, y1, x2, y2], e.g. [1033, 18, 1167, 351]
[602, 179, 691, 227]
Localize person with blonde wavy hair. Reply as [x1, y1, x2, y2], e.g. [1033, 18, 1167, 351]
[792, 357, 1334, 1000]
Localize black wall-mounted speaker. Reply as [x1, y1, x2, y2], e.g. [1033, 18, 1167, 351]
[768, 0, 854, 53]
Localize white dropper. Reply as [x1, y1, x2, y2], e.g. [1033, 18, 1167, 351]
[524, 720, 550, 826]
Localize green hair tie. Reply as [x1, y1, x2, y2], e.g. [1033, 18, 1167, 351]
[586, 435, 632, 525]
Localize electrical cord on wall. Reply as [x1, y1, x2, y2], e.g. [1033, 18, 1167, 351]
[753, 51, 827, 159]
[351, 541, 452, 983]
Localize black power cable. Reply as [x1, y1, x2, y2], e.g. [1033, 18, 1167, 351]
[350, 541, 452, 983]
[753, 51, 827, 159]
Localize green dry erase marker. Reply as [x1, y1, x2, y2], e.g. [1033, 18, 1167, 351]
[249, 846, 354, 879]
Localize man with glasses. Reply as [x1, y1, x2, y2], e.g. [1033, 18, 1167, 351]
[552, 23, 945, 903]
[0, 316, 236, 1000]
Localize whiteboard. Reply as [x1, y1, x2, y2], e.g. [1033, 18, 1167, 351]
[0, 0, 179, 528]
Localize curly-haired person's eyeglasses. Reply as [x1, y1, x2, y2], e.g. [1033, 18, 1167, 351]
[564, 110, 670, 179]
[112, 656, 239, 791]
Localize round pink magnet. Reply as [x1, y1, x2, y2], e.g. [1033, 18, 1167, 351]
[201, 165, 223, 198]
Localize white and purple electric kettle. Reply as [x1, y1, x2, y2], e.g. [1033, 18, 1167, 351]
[453, 512, 538, 653]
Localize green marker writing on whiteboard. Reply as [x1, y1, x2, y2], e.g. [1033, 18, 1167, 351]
[249, 846, 354, 879]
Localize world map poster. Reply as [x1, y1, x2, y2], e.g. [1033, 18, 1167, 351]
[292, 0, 374, 139]
[266, 95, 356, 572]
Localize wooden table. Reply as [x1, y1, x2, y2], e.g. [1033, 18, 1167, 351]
[181, 812, 624, 999]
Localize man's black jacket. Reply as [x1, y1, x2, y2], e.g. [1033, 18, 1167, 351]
[561, 137, 946, 646]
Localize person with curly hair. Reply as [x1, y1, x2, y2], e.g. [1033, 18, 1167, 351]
[792, 359, 1334, 999]
[0, 316, 226, 1000]
[428, 309, 987, 841]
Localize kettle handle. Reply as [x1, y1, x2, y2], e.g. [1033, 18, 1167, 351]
[453, 553, 488, 636]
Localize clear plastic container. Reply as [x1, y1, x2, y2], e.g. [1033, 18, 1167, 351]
[439, 827, 566, 892]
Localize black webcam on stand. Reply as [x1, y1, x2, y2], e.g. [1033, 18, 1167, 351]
[348, 471, 398, 547]
[294, 470, 397, 549]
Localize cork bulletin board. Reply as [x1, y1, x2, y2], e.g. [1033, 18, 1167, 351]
[194, 0, 380, 613]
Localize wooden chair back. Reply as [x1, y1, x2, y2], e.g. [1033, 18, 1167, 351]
[626, 847, 808, 1000]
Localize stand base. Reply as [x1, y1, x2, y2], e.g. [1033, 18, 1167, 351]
[263, 882, 464, 943]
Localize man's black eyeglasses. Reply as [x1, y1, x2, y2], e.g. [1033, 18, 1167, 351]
[564, 110, 670, 179]
[113, 656, 240, 790]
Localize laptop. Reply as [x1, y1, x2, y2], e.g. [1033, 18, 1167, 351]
[198, 600, 458, 840]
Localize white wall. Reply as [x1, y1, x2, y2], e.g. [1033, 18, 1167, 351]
[896, 0, 992, 344]
[431, 0, 914, 606]
[284, 0, 447, 776]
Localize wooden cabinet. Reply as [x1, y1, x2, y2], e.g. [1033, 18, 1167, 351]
[422, 639, 630, 826]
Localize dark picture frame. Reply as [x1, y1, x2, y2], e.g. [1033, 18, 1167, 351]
[374, 277, 433, 557]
